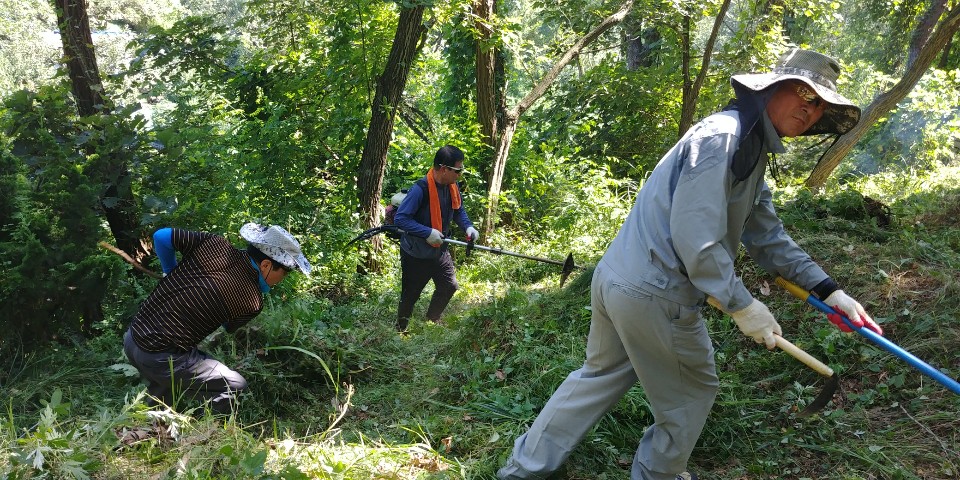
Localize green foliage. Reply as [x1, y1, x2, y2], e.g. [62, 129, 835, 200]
[529, 59, 681, 179]
[0, 0, 60, 97]
[829, 0, 936, 75]
[125, 12, 392, 297]
[854, 68, 960, 175]
[0, 85, 134, 352]
[3, 0, 960, 478]
[0, 0, 186, 97]
[5, 166, 960, 478]
[5, 389, 103, 477]
[0, 136, 20, 241]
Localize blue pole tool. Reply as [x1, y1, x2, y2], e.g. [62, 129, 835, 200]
[776, 277, 960, 396]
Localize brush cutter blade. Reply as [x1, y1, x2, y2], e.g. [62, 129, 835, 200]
[560, 253, 576, 287]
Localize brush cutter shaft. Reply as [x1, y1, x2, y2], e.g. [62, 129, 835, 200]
[776, 277, 960, 395]
[442, 238, 568, 266]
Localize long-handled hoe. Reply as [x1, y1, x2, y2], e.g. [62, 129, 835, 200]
[708, 297, 839, 417]
[776, 277, 960, 396]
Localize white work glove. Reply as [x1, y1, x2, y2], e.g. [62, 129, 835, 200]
[426, 228, 444, 247]
[465, 227, 479, 241]
[824, 290, 883, 335]
[730, 299, 782, 350]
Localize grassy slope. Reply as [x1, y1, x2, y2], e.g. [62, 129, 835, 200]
[2, 171, 960, 479]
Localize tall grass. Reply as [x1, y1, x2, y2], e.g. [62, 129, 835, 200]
[3, 167, 960, 479]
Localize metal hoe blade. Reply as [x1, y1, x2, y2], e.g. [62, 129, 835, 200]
[774, 335, 840, 417]
[797, 373, 839, 418]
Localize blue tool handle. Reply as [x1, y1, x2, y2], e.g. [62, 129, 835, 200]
[781, 279, 960, 395]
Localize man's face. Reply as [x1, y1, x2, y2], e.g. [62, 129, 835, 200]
[260, 259, 290, 286]
[436, 162, 464, 185]
[766, 80, 827, 137]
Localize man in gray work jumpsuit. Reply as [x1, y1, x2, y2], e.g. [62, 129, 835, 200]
[498, 48, 886, 480]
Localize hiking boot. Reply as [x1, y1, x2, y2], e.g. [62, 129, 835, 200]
[676, 472, 698, 480]
[496, 458, 566, 479]
[117, 426, 155, 446]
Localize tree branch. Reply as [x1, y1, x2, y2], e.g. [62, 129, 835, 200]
[98, 241, 162, 278]
[511, 0, 635, 118]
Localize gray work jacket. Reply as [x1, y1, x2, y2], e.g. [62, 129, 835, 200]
[600, 110, 829, 311]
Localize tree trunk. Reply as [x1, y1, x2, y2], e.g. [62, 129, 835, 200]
[680, 15, 691, 134]
[938, 34, 953, 69]
[474, 0, 497, 155]
[908, 0, 948, 69]
[54, 0, 103, 117]
[677, 0, 731, 136]
[494, 46, 508, 153]
[806, 4, 960, 189]
[481, 0, 635, 239]
[356, 5, 427, 270]
[623, 13, 643, 71]
[55, 0, 150, 266]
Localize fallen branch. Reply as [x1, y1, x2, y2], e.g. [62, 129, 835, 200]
[98, 241, 162, 279]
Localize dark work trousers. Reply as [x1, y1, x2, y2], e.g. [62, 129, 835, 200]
[123, 328, 247, 414]
[397, 248, 458, 330]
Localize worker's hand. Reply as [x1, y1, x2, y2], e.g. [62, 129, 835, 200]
[824, 290, 883, 335]
[426, 228, 444, 247]
[730, 299, 782, 350]
[465, 227, 479, 241]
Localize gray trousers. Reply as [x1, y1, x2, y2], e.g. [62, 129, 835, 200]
[498, 261, 718, 480]
[123, 329, 247, 414]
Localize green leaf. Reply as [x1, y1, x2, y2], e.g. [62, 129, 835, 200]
[108, 363, 140, 377]
[240, 449, 268, 475]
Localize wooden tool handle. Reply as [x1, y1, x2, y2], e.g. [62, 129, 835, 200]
[774, 335, 834, 377]
[707, 297, 834, 377]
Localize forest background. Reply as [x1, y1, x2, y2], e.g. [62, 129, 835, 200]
[1, 0, 960, 478]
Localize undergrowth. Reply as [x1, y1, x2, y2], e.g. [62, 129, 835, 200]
[3, 168, 960, 479]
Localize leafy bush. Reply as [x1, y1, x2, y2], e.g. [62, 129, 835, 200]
[0, 85, 130, 353]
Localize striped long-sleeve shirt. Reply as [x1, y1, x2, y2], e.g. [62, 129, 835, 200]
[129, 228, 264, 352]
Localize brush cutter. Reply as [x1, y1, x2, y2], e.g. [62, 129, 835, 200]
[347, 225, 582, 286]
[442, 238, 580, 286]
[707, 297, 838, 416]
[776, 277, 960, 396]
[347, 225, 404, 245]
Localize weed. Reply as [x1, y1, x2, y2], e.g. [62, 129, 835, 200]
[4, 168, 960, 479]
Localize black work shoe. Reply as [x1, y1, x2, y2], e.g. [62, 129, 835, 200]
[676, 472, 698, 480]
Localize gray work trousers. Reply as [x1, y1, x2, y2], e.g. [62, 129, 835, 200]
[498, 260, 719, 480]
[123, 329, 247, 414]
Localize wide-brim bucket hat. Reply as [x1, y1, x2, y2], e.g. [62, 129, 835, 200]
[240, 223, 312, 276]
[731, 48, 861, 135]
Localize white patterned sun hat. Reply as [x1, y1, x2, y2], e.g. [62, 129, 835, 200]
[731, 48, 861, 135]
[240, 223, 312, 276]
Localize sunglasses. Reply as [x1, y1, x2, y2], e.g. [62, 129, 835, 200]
[445, 165, 465, 174]
[791, 83, 825, 108]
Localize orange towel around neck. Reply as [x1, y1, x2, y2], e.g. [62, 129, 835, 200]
[426, 168, 461, 246]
